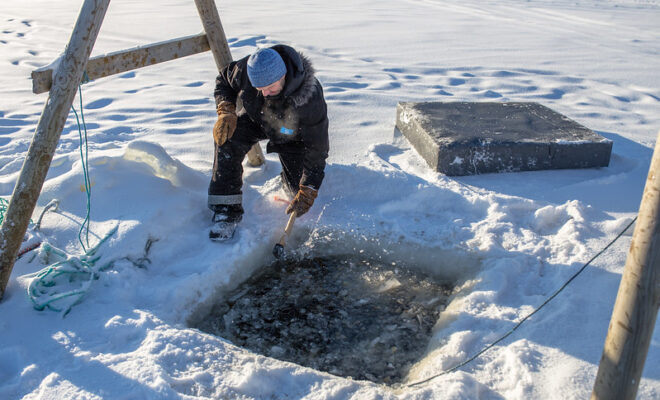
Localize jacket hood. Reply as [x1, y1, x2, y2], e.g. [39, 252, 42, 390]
[271, 45, 318, 108]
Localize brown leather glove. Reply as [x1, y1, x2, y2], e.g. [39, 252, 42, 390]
[213, 101, 237, 146]
[286, 185, 318, 216]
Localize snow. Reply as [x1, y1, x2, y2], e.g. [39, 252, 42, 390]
[1, 0, 659, 398]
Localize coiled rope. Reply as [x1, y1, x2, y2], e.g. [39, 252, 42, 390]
[406, 216, 637, 387]
[26, 225, 117, 316]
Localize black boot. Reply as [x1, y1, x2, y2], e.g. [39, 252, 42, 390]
[209, 204, 244, 241]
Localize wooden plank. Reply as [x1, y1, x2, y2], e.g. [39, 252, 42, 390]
[0, 0, 110, 300]
[32, 33, 211, 94]
[194, 0, 265, 166]
[591, 129, 660, 400]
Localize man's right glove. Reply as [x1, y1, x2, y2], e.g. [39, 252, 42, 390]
[213, 101, 237, 146]
[286, 185, 318, 217]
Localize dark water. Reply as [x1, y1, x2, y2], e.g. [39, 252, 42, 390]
[193, 255, 453, 384]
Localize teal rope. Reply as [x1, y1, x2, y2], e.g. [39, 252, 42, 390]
[81, 70, 91, 84]
[27, 225, 117, 316]
[407, 216, 637, 387]
[70, 84, 92, 251]
[0, 197, 9, 224]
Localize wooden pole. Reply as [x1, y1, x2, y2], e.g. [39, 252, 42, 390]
[193, 0, 233, 71]
[0, 0, 110, 300]
[194, 0, 265, 167]
[592, 129, 660, 399]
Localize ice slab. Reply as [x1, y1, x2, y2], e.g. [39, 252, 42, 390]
[396, 101, 612, 176]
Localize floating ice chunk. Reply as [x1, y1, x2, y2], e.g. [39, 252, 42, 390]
[450, 156, 464, 165]
[376, 277, 402, 293]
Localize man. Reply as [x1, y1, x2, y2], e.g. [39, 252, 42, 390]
[208, 44, 329, 241]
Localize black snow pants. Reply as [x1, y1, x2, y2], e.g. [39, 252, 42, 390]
[208, 114, 304, 213]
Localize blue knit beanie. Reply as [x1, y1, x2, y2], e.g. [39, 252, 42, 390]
[247, 48, 287, 88]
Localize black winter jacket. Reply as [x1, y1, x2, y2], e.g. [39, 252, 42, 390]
[214, 45, 329, 190]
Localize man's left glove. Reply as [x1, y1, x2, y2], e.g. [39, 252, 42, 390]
[286, 185, 318, 216]
[213, 101, 237, 146]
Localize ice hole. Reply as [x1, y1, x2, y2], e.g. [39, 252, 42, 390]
[192, 254, 458, 384]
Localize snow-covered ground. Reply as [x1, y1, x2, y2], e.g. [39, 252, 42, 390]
[1, 0, 659, 398]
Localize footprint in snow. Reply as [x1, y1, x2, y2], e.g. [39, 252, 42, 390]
[484, 90, 502, 98]
[539, 88, 565, 100]
[184, 81, 204, 87]
[105, 114, 129, 122]
[179, 98, 209, 105]
[492, 70, 522, 78]
[448, 77, 466, 86]
[85, 98, 113, 110]
[165, 128, 188, 135]
[228, 35, 267, 48]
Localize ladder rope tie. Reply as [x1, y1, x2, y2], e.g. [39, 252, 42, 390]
[81, 70, 91, 84]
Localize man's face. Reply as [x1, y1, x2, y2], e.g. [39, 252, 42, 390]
[256, 75, 285, 98]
